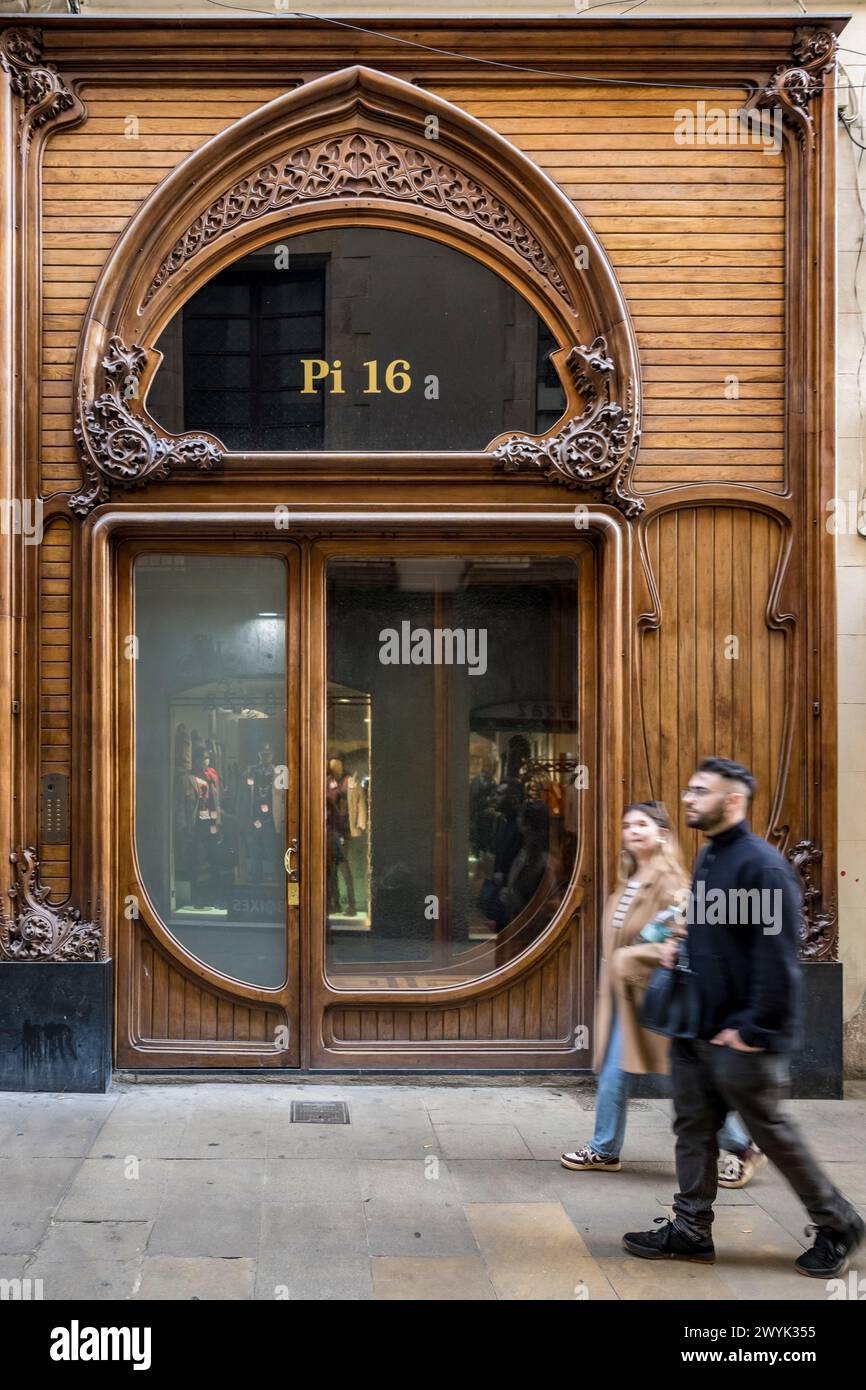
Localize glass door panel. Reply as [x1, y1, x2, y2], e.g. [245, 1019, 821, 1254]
[325, 553, 583, 988]
[134, 554, 290, 988]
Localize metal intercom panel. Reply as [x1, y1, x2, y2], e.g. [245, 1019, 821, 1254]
[40, 773, 69, 844]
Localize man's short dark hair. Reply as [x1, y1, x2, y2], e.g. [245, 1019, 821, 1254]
[698, 757, 757, 802]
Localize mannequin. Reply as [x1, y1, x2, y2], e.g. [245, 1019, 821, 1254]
[326, 755, 356, 915]
[189, 748, 222, 907]
[244, 740, 279, 884]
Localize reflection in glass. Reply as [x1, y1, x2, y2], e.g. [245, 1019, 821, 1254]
[326, 687, 371, 923]
[326, 556, 581, 988]
[134, 556, 287, 988]
[146, 227, 567, 452]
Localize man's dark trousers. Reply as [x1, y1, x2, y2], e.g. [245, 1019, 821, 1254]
[671, 1037, 857, 1241]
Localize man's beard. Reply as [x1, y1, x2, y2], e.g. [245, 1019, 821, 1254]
[688, 801, 727, 833]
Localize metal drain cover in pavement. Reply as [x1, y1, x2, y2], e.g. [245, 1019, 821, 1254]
[290, 1101, 350, 1124]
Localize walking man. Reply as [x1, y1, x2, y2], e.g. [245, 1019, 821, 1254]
[622, 757, 864, 1277]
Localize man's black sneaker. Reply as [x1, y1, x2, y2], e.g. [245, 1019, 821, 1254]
[622, 1216, 715, 1264]
[794, 1215, 866, 1278]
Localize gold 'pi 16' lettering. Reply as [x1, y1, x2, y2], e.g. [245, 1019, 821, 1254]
[299, 359, 412, 395]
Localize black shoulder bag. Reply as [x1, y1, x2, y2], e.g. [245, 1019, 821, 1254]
[639, 939, 700, 1039]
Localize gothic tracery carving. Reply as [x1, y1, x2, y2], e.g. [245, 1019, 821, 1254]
[144, 131, 573, 310]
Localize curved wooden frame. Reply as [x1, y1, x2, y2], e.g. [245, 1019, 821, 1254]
[70, 65, 643, 518]
[94, 505, 622, 1069]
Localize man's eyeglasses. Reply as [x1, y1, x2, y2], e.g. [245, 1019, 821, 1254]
[681, 786, 712, 801]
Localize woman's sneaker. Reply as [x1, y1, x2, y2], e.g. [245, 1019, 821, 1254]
[560, 1146, 621, 1171]
[717, 1143, 767, 1189]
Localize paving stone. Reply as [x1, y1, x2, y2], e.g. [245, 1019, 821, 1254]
[447, 1159, 551, 1205]
[261, 1201, 368, 1255]
[3, 1083, 865, 1303]
[349, 1093, 428, 1118]
[0, 1106, 116, 1158]
[371, 1255, 497, 1300]
[0, 1159, 80, 1254]
[135, 1256, 256, 1300]
[147, 1160, 264, 1258]
[430, 1123, 532, 1160]
[176, 1120, 269, 1160]
[254, 1252, 375, 1300]
[358, 1158, 459, 1205]
[35, 1219, 151, 1264]
[512, 1126, 617, 1161]
[364, 1209, 479, 1258]
[422, 1096, 512, 1125]
[358, 1163, 478, 1258]
[265, 1121, 358, 1158]
[0, 1202, 64, 1256]
[709, 1206, 833, 1300]
[465, 1201, 617, 1300]
[87, 1116, 187, 1160]
[0, 1157, 79, 1205]
[0, 1255, 30, 1285]
[599, 1254, 736, 1300]
[352, 1124, 442, 1161]
[23, 1260, 143, 1301]
[822, 1161, 866, 1204]
[552, 1185, 676, 1261]
[263, 1158, 362, 1205]
[54, 1158, 173, 1222]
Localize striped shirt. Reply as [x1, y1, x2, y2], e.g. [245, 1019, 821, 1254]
[611, 878, 642, 931]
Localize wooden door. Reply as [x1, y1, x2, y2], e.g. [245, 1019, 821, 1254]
[307, 534, 596, 1068]
[115, 528, 595, 1069]
[115, 539, 302, 1067]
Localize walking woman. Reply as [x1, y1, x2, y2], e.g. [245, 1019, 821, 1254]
[561, 802, 763, 1180]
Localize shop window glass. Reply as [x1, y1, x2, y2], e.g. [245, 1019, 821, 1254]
[134, 555, 287, 989]
[147, 227, 567, 452]
[325, 554, 581, 988]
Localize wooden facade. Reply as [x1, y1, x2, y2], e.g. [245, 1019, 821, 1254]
[0, 16, 844, 1072]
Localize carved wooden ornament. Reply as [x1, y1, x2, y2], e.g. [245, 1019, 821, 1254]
[72, 65, 642, 515]
[0, 27, 79, 141]
[786, 840, 838, 961]
[71, 336, 223, 516]
[0, 848, 102, 962]
[493, 337, 643, 516]
[743, 27, 838, 149]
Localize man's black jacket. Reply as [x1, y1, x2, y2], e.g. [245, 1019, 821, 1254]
[686, 820, 803, 1052]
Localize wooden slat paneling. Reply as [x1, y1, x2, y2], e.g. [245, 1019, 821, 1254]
[136, 934, 286, 1046]
[432, 82, 784, 490]
[38, 517, 72, 897]
[328, 938, 574, 1044]
[41, 79, 784, 494]
[634, 506, 789, 858]
[41, 85, 289, 494]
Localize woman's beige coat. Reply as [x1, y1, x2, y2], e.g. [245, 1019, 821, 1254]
[592, 862, 690, 1076]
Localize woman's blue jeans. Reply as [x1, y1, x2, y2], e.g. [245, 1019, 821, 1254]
[591, 1008, 751, 1159]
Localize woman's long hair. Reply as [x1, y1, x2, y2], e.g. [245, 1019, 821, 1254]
[615, 801, 690, 891]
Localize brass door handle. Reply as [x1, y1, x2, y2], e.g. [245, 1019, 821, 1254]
[284, 838, 299, 881]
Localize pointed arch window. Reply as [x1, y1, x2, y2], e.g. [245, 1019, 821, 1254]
[146, 227, 567, 454]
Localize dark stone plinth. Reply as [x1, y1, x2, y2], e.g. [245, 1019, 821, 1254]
[629, 962, 843, 1101]
[0, 959, 112, 1093]
[789, 961, 843, 1099]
